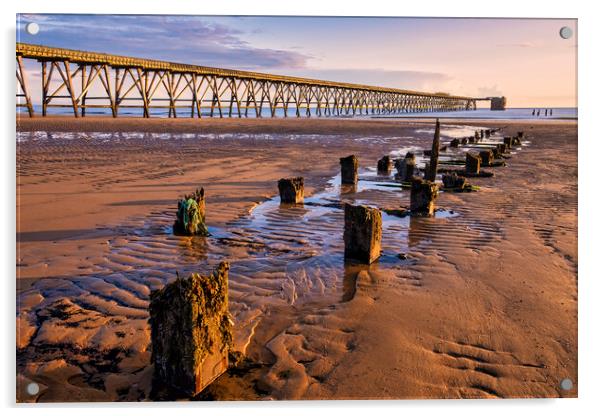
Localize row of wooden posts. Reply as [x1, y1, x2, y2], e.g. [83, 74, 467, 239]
[149, 121, 525, 396]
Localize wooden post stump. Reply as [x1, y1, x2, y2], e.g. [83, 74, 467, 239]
[149, 262, 232, 396]
[410, 178, 438, 216]
[450, 138, 460, 148]
[442, 173, 467, 190]
[377, 155, 392, 174]
[503, 136, 513, 148]
[517, 131, 524, 139]
[425, 119, 440, 181]
[344, 204, 382, 264]
[174, 188, 209, 236]
[479, 149, 494, 167]
[340, 155, 359, 185]
[394, 152, 416, 181]
[512, 136, 522, 146]
[278, 177, 304, 204]
[485, 129, 491, 138]
[466, 152, 481, 175]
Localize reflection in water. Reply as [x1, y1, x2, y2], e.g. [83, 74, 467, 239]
[177, 235, 209, 263]
[340, 183, 357, 195]
[408, 216, 426, 249]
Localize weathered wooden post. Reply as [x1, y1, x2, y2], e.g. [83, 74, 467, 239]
[344, 204, 382, 264]
[450, 138, 460, 148]
[474, 130, 480, 143]
[174, 188, 209, 236]
[410, 178, 438, 216]
[377, 155, 392, 174]
[512, 136, 522, 146]
[466, 152, 481, 175]
[425, 119, 440, 181]
[480, 129, 485, 140]
[479, 149, 494, 167]
[149, 262, 232, 396]
[485, 129, 491, 138]
[517, 131, 524, 139]
[461, 138, 468, 145]
[278, 177, 304, 204]
[394, 152, 416, 181]
[340, 155, 359, 185]
[442, 173, 467, 190]
[503, 136, 513, 149]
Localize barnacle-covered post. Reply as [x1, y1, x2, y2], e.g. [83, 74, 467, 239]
[278, 177, 304, 204]
[425, 119, 440, 181]
[149, 262, 232, 396]
[174, 188, 209, 236]
[340, 155, 359, 185]
[344, 204, 382, 264]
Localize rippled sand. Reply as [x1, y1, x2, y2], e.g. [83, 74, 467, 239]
[16, 118, 577, 401]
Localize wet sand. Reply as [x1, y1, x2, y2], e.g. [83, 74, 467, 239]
[16, 117, 577, 401]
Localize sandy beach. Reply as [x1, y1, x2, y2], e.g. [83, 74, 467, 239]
[16, 116, 577, 401]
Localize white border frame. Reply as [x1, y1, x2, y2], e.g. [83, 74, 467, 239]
[2, 1, 598, 415]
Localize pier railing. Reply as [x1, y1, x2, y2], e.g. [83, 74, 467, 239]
[16, 43, 481, 118]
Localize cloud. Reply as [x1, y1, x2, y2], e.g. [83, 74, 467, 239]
[476, 84, 504, 98]
[278, 68, 454, 93]
[17, 14, 312, 70]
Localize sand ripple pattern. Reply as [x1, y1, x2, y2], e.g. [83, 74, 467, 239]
[17, 127, 571, 401]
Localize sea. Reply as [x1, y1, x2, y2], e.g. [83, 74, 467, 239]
[16, 105, 577, 120]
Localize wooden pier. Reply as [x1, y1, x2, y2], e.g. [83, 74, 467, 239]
[16, 43, 488, 118]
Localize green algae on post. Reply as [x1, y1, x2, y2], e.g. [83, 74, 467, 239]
[173, 188, 209, 236]
[149, 262, 232, 396]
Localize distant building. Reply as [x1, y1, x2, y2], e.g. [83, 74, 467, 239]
[490, 96, 507, 111]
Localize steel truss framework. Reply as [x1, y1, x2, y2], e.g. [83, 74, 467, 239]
[16, 43, 480, 118]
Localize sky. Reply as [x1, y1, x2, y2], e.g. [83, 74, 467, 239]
[16, 14, 577, 107]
